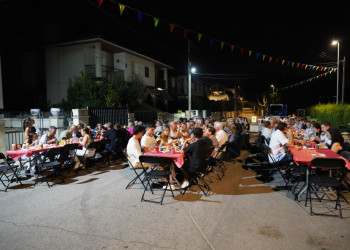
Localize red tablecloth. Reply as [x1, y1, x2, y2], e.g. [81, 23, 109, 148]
[6, 145, 63, 162]
[289, 147, 350, 170]
[144, 151, 185, 168]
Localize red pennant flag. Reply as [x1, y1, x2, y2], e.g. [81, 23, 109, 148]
[230, 45, 235, 52]
[297, 63, 300, 68]
[275, 58, 278, 63]
[184, 29, 188, 38]
[269, 57, 272, 63]
[170, 23, 174, 32]
[240, 48, 243, 55]
[321, 67, 324, 71]
[97, 0, 103, 7]
[301, 64, 304, 69]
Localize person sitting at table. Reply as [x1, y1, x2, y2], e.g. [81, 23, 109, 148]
[23, 117, 36, 140]
[261, 120, 272, 141]
[268, 122, 294, 162]
[205, 127, 219, 153]
[320, 121, 332, 146]
[169, 121, 181, 139]
[141, 123, 157, 153]
[154, 120, 163, 136]
[179, 122, 191, 144]
[58, 125, 75, 141]
[100, 122, 118, 151]
[159, 126, 177, 147]
[24, 132, 39, 146]
[93, 123, 103, 137]
[39, 126, 58, 144]
[126, 125, 145, 168]
[309, 122, 321, 142]
[214, 121, 228, 149]
[326, 127, 344, 154]
[73, 128, 96, 170]
[180, 127, 210, 189]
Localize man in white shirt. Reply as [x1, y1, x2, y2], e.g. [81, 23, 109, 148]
[269, 122, 294, 162]
[141, 123, 157, 153]
[320, 121, 332, 146]
[126, 125, 145, 167]
[214, 121, 228, 150]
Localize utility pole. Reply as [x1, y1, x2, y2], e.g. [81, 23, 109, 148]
[342, 56, 346, 104]
[187, 40, 191, 118]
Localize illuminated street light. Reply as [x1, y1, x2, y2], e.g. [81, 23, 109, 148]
[332, 40, 339, 104]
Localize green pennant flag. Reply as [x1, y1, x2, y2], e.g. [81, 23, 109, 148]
[262, 54, 266, 61]
[154, 18, 159, 28]
[221, 42, 224, 50]
[292, 62, 295, 67]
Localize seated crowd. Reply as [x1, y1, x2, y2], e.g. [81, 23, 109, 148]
[258, 116, 349, 163]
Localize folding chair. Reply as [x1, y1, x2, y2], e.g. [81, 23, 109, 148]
[58, 143, 78, 169]
[34, 147, 63, 187]
[139, 155, 175, 205]
[0, 152, 23, 191]
[123, 148, 147, 189]
[305, 158, 347, 218]
[210, 141, 230, 176]
[75, 142, 98, 173]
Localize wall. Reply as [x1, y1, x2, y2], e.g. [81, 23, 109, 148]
[0, 55, 4, 110]
[123, 53, 156, 87]
[45, 44, 85, 105]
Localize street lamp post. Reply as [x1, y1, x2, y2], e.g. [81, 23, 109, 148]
[271, 84, 275, 94]
[332, 40, 340, 104]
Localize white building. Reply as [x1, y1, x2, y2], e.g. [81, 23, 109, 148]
[45, 38, 172, 105]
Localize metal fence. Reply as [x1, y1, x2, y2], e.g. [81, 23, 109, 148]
[5, 127, 65, 150]
[88, 107, 128, 128]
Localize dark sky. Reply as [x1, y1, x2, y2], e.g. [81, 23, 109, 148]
[1, 0, 349, 112]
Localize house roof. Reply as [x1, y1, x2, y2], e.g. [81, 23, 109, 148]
[45, 37, 173, 70]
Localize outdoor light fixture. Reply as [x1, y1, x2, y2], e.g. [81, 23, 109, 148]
[331, 40, 340, 104]
[191, 67, 196, 74]
[271, 84, 275, 94]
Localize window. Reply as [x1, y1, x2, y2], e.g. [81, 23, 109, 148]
[145, 66, 150, 78]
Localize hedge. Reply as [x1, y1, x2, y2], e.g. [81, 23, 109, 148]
[307, 103, 350, 129]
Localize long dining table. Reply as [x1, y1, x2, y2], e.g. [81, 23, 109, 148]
[289, 147, 350, 201]
[144, 150, 185, 168]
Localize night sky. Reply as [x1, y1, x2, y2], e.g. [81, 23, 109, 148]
[1, 0, 349, 113]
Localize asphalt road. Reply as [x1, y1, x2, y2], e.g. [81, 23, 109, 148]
[1, 144, 349, 250]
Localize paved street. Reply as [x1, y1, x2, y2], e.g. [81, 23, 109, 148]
[1, 142, 350, 250]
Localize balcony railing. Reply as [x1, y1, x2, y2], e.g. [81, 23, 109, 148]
[85, 65, 124, 79]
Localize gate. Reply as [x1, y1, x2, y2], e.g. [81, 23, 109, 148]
[88, 107, 128, 128]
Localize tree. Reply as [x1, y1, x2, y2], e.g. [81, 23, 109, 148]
[109, 73, 150, 107]
[56, 69, 120, 110]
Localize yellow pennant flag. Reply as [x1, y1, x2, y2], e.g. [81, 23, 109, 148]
[119, 4, 125, 15]
[312, 66, 316, 70]
[305, 64, 308, 69]
[221, 42, 224, 50]
[249, 50, 252, 56]
[316, 66, 319, 70]
[198, 33, 202, 41]
[282, 60, 285, 65]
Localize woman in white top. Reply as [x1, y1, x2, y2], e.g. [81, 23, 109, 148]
[74, 128, 95, 169]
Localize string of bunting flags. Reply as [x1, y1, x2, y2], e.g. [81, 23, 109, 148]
[98, 0, 336, 74]
[279, 70, 335, 91]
